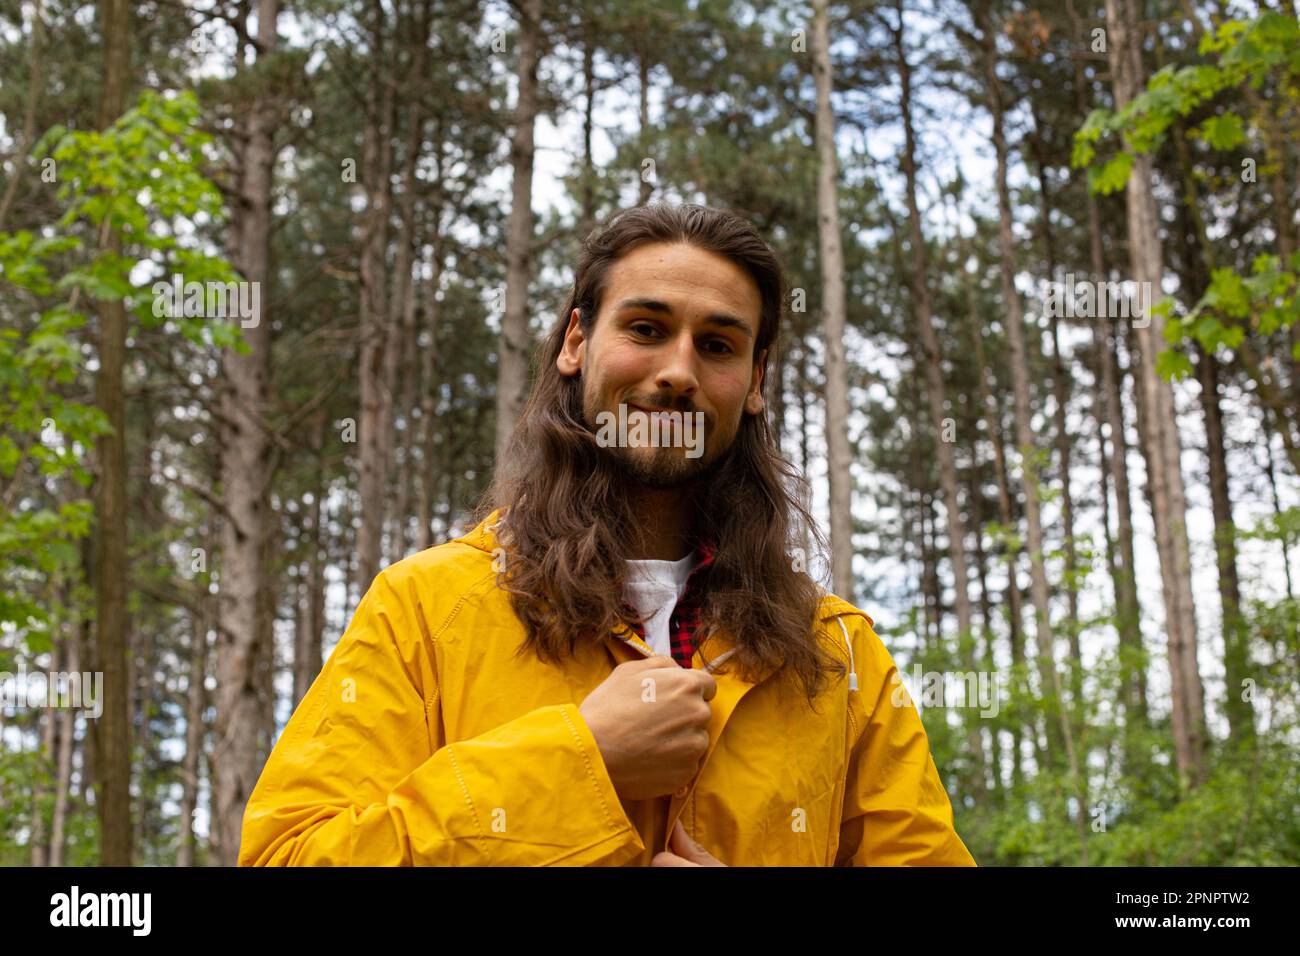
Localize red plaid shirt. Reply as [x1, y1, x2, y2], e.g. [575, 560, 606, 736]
[621, 538, 716, 668]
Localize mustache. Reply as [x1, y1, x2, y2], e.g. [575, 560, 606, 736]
[626, 396, 701, 416]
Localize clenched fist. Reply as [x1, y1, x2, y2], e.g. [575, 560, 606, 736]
[578, 655, 717, 801]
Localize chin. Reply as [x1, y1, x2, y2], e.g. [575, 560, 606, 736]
[623, 457, 714, 489]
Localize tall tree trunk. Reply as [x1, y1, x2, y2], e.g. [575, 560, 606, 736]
[493, 0, 542, 467]
[1067, 0, 1148, 751]
[811, 0, 854, 601]
[30, 637, 58, 866]
[91, 0, 133, 868]
[76, 531, 96, 805]
[441, 368, 460, 536]
[1168, 115, 1254, 747]
[389, 185, 421, 562]
[1197, 343, 1252, 743]
[388, 3, 432, 562]
[1106, 316, 1150, 713]
[213, 0, 281, 866]
[48, 521, 80, 865]
[637, 44, 652, 205]
[131, 583, 151, 857]
[50, 629, 76, 867]
[1260, 412, 1296, 602]
[0, 0, 45, 231]
[131, 382, 163, 859]
[797, 339, 810, 479]
[256, 510, 280, 765]
[417, 221, 445, 552]
[178, 592, 209, 867]
[357, 0, 397, 589]
[961, 240, 1027, 791]
[579, 15, 597, 237]
[1105, 0, 1207, 787]
[1090, 317, 1154, 765]
[293, 412, 327, 706]
[975, 0, 1084, 849]
[969, 467, 1004, 801]
[920, 491, 940, 656]
[1028, 110, 1082, 705]
[892, 3, 985, 792]
[903, 371, 939, 660]
[768, 340, 787, 459]
[393, 336, 418, 559]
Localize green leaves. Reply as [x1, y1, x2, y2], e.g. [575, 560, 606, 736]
[44, 90, 226, 233]
[1196, 112, 1245, 150]
[1, 87, 241, 646]
[1220, 10, 1300, 77]
[1163, 259, 1299, 374]
[1202, 267, 1250, 321]
[1070, 108, 1110, 170]
[1091, 152, 1134, 195]
[1076, 11, 1300, 383]
[1071, 13, 1296, 193]
[60, 252, 138, 302]
[1154, 348, 1193, 381]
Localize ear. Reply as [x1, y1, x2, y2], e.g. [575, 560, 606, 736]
[556, 307, 585, 377]
[744, 347, 768, 415]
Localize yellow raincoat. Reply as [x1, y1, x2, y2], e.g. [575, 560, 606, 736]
[239, 510, 977, 866]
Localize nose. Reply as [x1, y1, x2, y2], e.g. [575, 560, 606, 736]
[653, 329, 700, 402]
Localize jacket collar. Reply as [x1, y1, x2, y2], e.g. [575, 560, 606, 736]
[457, 509, 858, 678]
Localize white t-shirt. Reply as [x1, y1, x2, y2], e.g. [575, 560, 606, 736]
[622, 551, 699, 658]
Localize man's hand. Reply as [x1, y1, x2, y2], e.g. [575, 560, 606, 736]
[651, 820, 727, 866]
[578, 655, 716, 801]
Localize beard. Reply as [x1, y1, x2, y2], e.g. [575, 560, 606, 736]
[583, 390, 731, 491]
[605, 438, 718, 489]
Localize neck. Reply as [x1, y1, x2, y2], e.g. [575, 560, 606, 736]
[627, 485, 697, 560]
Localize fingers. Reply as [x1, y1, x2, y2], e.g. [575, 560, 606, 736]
[669, 819, 692, 855]
[624, 654, 678, 671]
[622, 654, 716, 703]
[695, 670, 718, 702]
[641, 659, 717, 701]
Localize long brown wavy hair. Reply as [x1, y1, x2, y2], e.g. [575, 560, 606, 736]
[473, 203, 843, 705]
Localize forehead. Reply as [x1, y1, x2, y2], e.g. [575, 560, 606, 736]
[599, 242, 762, 326]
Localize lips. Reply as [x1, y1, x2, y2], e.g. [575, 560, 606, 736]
[628, 405, 681, 430]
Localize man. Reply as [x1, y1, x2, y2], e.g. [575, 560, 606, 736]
[239, 203, 976, 867]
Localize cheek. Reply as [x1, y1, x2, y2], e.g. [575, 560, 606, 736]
[594, 345, 652, 393]
[710, 369, 755, 412]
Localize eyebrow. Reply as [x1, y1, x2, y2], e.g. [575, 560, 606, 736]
[613, 297, 755, 340]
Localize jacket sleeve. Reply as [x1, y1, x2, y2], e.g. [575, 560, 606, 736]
[238, 568, 645, 866]
[833, 615, 977, 866]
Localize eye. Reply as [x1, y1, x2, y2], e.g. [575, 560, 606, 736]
[629, 321, 734, 355]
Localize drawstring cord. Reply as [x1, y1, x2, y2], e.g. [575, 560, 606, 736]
[615, 629, 737, 673]
[836, 616, 859, 692]
[618, 621, 857, 692]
